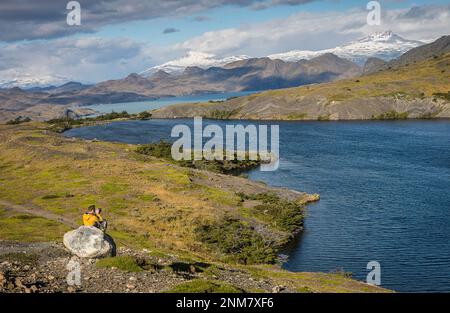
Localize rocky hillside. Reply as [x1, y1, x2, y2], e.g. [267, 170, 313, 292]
[151, 45, 450, 121]
[0, 241, 389, 293]
[0, 88, 95, 123]
[0, 54, 360, 124]
[80, 54, 360, 97]
[364, 35, 450, 73]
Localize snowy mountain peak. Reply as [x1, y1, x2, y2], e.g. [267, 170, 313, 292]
[0, 70, 72, 89]
[355, 31, 422, 45]
[140, 51, 251, 76]
[358, 31, 396, 42]
[141, 32, 427, 76]
[268, 31, 425, 65]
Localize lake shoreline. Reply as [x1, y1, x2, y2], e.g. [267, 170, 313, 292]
[63, 118, 450, 292]
[0, 122, 390, 293]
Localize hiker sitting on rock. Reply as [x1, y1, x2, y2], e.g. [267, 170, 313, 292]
[95, 207, 107, 232]
[82, 205, 107, 232]
[82, 205, 100, 228]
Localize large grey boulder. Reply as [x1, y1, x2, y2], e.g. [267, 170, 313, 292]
[63, 226, 116, 258]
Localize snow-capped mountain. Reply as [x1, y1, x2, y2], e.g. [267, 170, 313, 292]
[268, 31, 424, 65]
[1, 31, 426, 88]
[141, 31, 425, 76]
[0, 70, 72, 89]
[140, 51, 251, 76]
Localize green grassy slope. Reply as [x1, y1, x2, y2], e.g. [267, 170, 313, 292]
[0, 122, 389, 293]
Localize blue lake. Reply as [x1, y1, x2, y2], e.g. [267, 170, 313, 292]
[84, 91, 255, 115]
[65, 119, 450, 292]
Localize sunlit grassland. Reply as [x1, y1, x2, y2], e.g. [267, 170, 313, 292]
[0, 125, 228, 255]
[0, 207, 70, 242]
[0, 123, 390, 292]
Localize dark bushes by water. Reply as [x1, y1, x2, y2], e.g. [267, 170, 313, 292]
[136, 141, 262, 175]
[371, 110, 409, 120]
[194, 193, 306, 264]
[195, 216, 277, 264]
[7, 116, 31, 125]
[46, 111, 152, 132]
[237, 192, 305, 233]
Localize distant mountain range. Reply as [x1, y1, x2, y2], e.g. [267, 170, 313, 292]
[268, 31, 424, 65]
[141, 31, 424, 76]
[0, 71, 72, 90]
[1, 32, 447, 124]
[139, 51, 251, 76]
[86, 53, 361, 98]
[0, 31, 426, 89]
[0, 52, 362, 123]
[151, 35, 450, 121]
[26, 82, 92, 93]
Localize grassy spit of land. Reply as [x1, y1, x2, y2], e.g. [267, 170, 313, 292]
[0, 122, 389, 293]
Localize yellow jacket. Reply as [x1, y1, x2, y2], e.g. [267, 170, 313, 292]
[82, 213, 100, 227]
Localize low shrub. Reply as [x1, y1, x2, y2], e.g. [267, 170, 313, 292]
[371, 110, 409, 120]
[433, 91, 450, 101]
[6, 116, 31, 125]
[238, 192, 305, 233]
[136, 141, 262, 175]
[195, 216, 277, 264]
[137, 111, 152, 120]
[317, 114, 331, 121]
[206, 109, 239, 120]
[46, 110, 151, 132]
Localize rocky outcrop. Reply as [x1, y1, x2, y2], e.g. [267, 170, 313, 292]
[63, 226, 116, 259]
[151, 94, 450, 121]
[388, 35, 450, 69]
[368, 35, 450, 73]
[363, 57, 388, 74]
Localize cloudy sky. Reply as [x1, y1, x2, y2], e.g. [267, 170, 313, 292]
[0, 0, 449, 85]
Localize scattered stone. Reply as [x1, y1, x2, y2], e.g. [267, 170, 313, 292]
[0, 271, 5, 286]
[272, 285, 286, 293]
[14, 277, 24, 288]
[0, 241, 306, 294]
[299, 193, 320, 204]
[63, 226, 116, 258]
